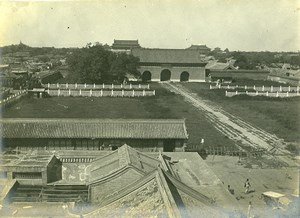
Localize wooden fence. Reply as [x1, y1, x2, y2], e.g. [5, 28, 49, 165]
[43, 83, 150, 90]
[210, 84, 299, 92]
[225, 90, 300, 98]
[0, 90, 28, 106]
[46, 89, 155, 97]
[186, 145, 248, 157]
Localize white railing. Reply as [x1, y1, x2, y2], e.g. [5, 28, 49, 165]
[210, 84, 299, 92]
[43, 83, 150, 90]
[0, 90, 28, 105]
[46, 89, 155, 97]
[225, 90, 300, 98]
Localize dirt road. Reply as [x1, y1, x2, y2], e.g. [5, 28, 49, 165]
[163, 83, 296, 166]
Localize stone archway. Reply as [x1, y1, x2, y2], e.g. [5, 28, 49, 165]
[180, 71, 189, 82]
[142, 71, 152, 82]
[160, 69, 171, 81]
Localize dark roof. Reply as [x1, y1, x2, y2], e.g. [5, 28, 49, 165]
[132, 48, 206, 64]
[186, 44, 211, 51]
[206, 62, 237, 70]
[0, 119, 188, 139]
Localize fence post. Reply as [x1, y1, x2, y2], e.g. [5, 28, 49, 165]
[132, 89, 135, 97]
[276, 92, 279, 97]
[94, 83, 96, 89]
[245, 85, 247, 89]
[47, 83, 50, 88]
[280, 86, 282, 92]
[75, 83, 77, 89]
[253, 85, 256, 90]
[143, 90, 145, 96]
[271, 85, 273, 92]
[90, 89, 92, 97]
[246, 91, 248, 95]
[209, 84, 212, 89]
[58, 89, 60, 96]
[79, 89, 82, 96]
[288, 86, 291, 92]
[148, 84, 150, 89]
[103, 83, 105, 89]
[139, 84, 141, 89]
[100, 89, 103, 97]
[57, 83, 59, 88]
[256, 91, 258, 96]
[111, 89, 114, 96]
[66, 83, 68, 89]
[130, 84, 132, 89]
[218, 84, 221, 89]
[266, 91, 268, 97]
[47, 89, 50, 94]
[287, 92, 289, 97]
[122, 90, 124, 97]
[262, 85, 264, 91]
[235, 91, 238, 95]
[84, 83, 86, 89]
[69, 89, 71, 96]
[112, 84, 114, 89]
[153, 90, 155, 95]
[225, 90, 227, 96]
[121, 84, 123, 88]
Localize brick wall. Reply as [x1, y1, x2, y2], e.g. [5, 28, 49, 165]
[139, 66, 206, 82]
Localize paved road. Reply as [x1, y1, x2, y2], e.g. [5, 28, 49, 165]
[163, 83, 296, 166]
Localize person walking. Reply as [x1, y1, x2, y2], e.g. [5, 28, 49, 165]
[245, 178, 251, 194]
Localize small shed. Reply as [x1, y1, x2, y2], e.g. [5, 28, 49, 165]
[0, 154, 62, 185]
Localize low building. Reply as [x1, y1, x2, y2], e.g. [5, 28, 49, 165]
[132, 48, 207, 82]
[268, 68, 300, 86]
[0, 153, 62, 185]
[0, 118, 188, 152]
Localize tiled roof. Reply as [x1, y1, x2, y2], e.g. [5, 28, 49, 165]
[89, 144, 160, 183]
[112, 40, 141, 49]
[132, 48, 206, 64]
[0, 118, 188, 139]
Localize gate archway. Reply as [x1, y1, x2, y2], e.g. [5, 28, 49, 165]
[142, 71, 152, 82]
[160, 69, 171, 81]
[180, 71, 189, 82]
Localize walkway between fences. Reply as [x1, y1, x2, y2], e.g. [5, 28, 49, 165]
[43, 83, 150, 90]
[0, 90, 28, 106]
[210, 84, 299, 92]
[46, 89, 155, 97]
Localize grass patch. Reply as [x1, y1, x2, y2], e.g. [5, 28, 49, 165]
[183, 82, 300, 144]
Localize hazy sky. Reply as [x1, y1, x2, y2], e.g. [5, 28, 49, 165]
[0, 0, 299, 51]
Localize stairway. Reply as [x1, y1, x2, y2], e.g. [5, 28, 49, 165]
[11, 185, 88, 203]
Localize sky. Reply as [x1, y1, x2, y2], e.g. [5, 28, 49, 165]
[0, 0, 299, 51]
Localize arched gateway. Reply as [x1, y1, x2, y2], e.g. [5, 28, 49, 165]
[180, 71, 189, 82]
[160, 69, 171, 81]
[142, 71, 152, 82]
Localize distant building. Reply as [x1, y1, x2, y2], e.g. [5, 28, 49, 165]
[132, 48, 207, 82]
[111, 39, 141, 53]
[268, 68, 300, 86]
[186, 44, 211, 54]
[0, 119, 188, 152]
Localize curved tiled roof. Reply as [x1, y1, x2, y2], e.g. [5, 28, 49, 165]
[0, 118, 188, 139]
[132, 48, 206, 64]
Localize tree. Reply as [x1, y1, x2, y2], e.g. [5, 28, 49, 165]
[67, 44, 140, 83]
